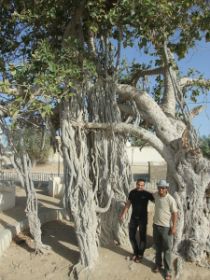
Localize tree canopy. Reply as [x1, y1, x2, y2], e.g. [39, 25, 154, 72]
[11, 126, 51, 165]
[0, 0, 210, 128]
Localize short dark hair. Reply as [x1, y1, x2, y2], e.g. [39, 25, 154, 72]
[136, 178, 145, 183]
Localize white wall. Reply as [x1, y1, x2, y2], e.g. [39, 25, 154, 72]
[48, 151, 63, 163]
[0, 184, 16, 211]
[49, 146, 166, 166]
[126, 146, 165, 165]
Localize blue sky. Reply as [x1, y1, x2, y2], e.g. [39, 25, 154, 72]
[121, 41, 210, 137]
[178, 41, 210, 137]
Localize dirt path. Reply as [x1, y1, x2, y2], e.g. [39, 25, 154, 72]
[0, 215, 209, 280]
[0, 164, 209, 279]
[0, 220, 78, 280]
[0, 219, 209, 280]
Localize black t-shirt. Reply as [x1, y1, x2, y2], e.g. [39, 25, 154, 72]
[128, 189, 154, 223]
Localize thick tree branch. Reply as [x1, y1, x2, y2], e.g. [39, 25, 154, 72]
[161, 43, 176, 117]
[80, 121, 178, 174]
[116, 84, 180, 142]
[130, 66, 165, 86]
[180, 78, 210, 89]
[84, 122, 163, 151]
[62, 1, 85, 47]
[117, 103, 140, 123]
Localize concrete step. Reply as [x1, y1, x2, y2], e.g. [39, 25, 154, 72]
[0, 186, 66, 257]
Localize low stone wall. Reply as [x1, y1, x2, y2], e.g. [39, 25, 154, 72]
[0, 208, 65, 258]
[0, 183, 16, 212]
[47, 176, 64, 198]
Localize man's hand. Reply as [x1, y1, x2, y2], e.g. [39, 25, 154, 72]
[170, 226, 176, 235]
[170, 212, 177, 235]
[119, 200, 130, 222]
[119, 213, 124, 222]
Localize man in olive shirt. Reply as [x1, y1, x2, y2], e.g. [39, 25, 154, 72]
[153, 179, 178, 280]
[119, 178, 154, 262]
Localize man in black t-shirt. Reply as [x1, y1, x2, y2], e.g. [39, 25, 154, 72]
[119, 178, 154, 262]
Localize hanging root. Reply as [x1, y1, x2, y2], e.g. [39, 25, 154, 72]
[27, 212, 51, 254]
[173, 256, 184, 279]
[69, 262, 90, 280]
[34, 244, 51, 255]
[14, 230, 51, 254]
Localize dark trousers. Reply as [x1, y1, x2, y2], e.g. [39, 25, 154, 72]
[129, 218, 147, 256]
[153, 224, 173, 274]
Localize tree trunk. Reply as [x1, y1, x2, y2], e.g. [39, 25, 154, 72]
[116, 82, 210, 266]
[99, 136, 132, 246]
[168, 150, 210, 265]
[21, 151, 48, 253]
[72, 188, 98, 267]
[0, 124, 46, 253]
[86, 81, 132, 246]
[60, 79, 132, 276]
[61, 100, 99, 271]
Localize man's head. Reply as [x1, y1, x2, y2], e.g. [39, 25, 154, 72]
[156, 179, 169, 197]
[136, 178, 145, 191]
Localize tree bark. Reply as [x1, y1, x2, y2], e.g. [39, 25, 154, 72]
[60, 79, 133, 277]
[0, 121, 46, 252]
[81, 81, 210, 266]
[87, 81, 132, 246]
[61, 100, 99, 270]
[168, 148, 210, 265]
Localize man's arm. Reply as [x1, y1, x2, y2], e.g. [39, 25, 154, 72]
[170, 212, 178, 235]
[119, 200, 131, 221]
[149, 192, 155, 202]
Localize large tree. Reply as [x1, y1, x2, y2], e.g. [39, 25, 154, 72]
[1, 0, 210, 278]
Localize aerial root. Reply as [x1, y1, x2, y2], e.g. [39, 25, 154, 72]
[34, 243, 52, 255]
[69, 262, 90, 280]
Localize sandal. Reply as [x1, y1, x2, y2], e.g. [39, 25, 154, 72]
[138, 255, 143, 261]
[131, 255, 140, 263]
[152, 266, 160, 273]
[165, 274, 172, 280]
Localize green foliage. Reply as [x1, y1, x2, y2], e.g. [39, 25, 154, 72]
[182, 69, 210, 103]
[0, 37, 97, 120]
[108, 0, 210, 56]
[190, 89, 200, 103]
[199, 135, 210, 159]
[130, 137, 147, 148]
[12, 127, 52, 165]
[152, 75, 164, 103]
[1, 0, 210, 126]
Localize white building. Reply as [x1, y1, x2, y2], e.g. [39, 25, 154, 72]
[49, 145, 167, 182]
[126, 146, 167, 182]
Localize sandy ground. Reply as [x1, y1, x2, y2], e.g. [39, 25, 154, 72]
[0, 214, 209, 280]
[0, 163, 210, 280]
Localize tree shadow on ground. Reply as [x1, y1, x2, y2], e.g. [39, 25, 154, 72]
[38, 197, 62, 208]
[41, 220, 80, 264]
[105, 234, 156, 271]
[0, 188, 79, 265]
[11, 220, 80, 264]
